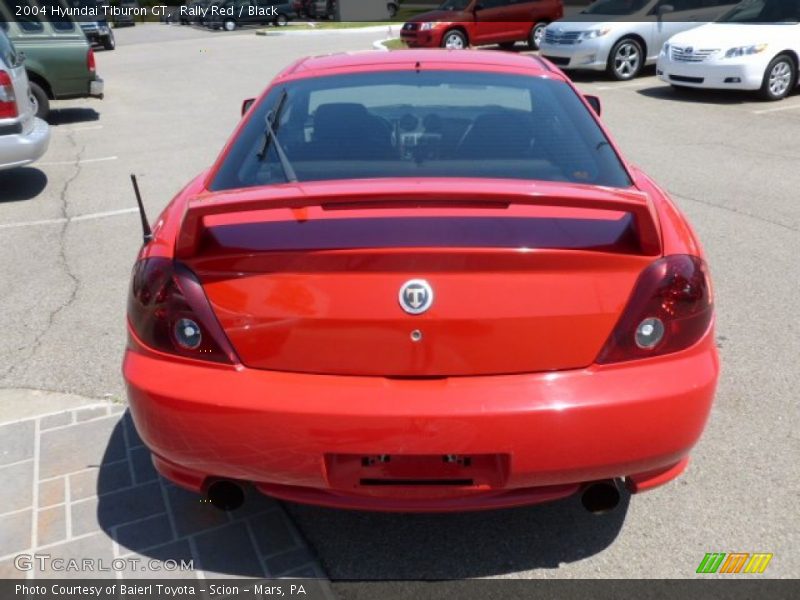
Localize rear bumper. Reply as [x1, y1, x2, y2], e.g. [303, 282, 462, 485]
[124, 330, 718, 511]
[90, 77, 104, 99]
[83, 27, 111, 43]
[0, 117, 50, 171]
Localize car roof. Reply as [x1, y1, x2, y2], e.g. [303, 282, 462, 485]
[282, 49, 562, 80]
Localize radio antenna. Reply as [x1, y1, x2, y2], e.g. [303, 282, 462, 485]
[130, 174, 153, 244]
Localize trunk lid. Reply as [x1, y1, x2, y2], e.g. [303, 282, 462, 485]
[180, 179, 660, 376]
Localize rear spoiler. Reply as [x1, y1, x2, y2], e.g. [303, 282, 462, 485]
[174, 181, 661, 258]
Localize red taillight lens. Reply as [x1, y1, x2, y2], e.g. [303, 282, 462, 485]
[0, 71, 18, 119]
[128, 258, 237, 364]
[597, 255, 713, 364]
[87, 48, 96, 73]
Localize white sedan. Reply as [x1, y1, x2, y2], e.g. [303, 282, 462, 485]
[657, 0, 800, 101]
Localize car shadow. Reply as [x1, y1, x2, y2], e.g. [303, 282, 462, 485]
[636, 84, 764, 105]
[285, 489, 630, 579]
[0, 167, 48, 202]
[47, 108, 100, 126]
[98, 412, 629, 579]
[97, 412, 314, 578]
[567, 65, 659, 84]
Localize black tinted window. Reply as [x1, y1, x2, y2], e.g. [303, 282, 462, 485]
[719, 0, 800, 22]
[3, 0, 45, 32]
[0, 29, 20, 66]
[211, 71, 631, 191]
[40, 0, 77, 31]
[583, 0, 650, 15]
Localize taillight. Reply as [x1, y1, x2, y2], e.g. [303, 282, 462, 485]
[597, 255, 713, 364]
[128, 258, 237, 364]
[0, 71, 18, 119]
[87, 48, 96, 73]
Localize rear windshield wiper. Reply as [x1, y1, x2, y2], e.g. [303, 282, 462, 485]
[257, 88, 298, 183]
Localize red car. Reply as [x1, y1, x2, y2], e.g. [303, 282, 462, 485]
[123, 49, 718, 513]
[401, 0, 563, 50]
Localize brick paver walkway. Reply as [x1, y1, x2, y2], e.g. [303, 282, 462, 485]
[0, 402, 326, 581]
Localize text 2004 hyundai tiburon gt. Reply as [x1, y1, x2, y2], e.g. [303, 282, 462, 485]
[123, 50, 718, 513]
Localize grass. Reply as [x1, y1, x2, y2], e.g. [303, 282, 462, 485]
[258, 21, 400, 34]
[382, 38, 407, 50]
[295, 21, 390, 29]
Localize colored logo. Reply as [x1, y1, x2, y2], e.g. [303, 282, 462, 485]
[697, 553, 773, 574]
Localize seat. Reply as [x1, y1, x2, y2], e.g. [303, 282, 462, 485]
[310, 103, 395, 160]
[454, 111, 534, 160]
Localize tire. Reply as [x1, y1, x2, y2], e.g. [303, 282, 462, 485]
[759, 54, 797, 101]
[387, 2, 397, 18]
[441, 29, 467, 50]
[275, 13, 288, 26]
[28, 81, 50, 121]
[102, 32, 115, 50]
[528, 22, 547, 50]
[607, 37, 644, 81]
[223, 19, 236, 31]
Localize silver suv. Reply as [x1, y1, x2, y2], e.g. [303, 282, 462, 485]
[0, 29, 49, 170]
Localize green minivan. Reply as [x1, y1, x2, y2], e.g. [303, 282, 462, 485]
[0, 0, 104, 119]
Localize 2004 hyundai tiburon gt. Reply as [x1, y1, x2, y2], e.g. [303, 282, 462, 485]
[123, 50, 719, 513]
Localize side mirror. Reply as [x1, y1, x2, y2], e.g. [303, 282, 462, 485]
[658, 4, 674, 17]
[584, 94, 602, 117]
[241, 98, 255, 117]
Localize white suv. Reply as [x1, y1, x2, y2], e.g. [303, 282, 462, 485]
[540, 0, 740, 81]
[0, 29, 50, 171]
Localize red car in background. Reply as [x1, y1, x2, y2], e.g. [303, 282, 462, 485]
[123, 50, 718, 513]
[401, 0, 563, 50]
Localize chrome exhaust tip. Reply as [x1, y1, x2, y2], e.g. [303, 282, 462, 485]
[581, 479, 622, 514]
[206, 479, 245, 511]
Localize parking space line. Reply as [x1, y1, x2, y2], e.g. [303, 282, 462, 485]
[595, 81, 651, 91]
[36, 155, 118, 167]
[753, 102, 800, 115]
[62, 125, 104, 132]
[0, 207, 138, 231]
[70, 207, 139, 222]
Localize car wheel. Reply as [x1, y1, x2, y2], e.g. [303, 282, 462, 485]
[223, 20, 236, 31]
[275, 13, 288, 26]
[607, 38, 644, 81]
[387, 2, 397, 17]
[759, 54, 797, 101]
[528, 22, 547, 50]
[102, 32, 115, 50]
[441, 30, 467, 50]
[28, 81, 50, 121]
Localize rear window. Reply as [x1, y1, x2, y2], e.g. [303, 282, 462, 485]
[210, 70, 632, 192]
[41, 0, 78, 31]
[0, 29, 20, 67]
[718, 0, 800, 23]
[2, 0, 45, 32]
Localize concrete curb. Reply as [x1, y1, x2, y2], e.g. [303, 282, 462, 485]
[257, 25, 395, 36]
[0, 388, 112, 425]
[373, 37, 394, 51]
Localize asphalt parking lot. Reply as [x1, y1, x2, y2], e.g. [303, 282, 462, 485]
[0, 23, 798, 581]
